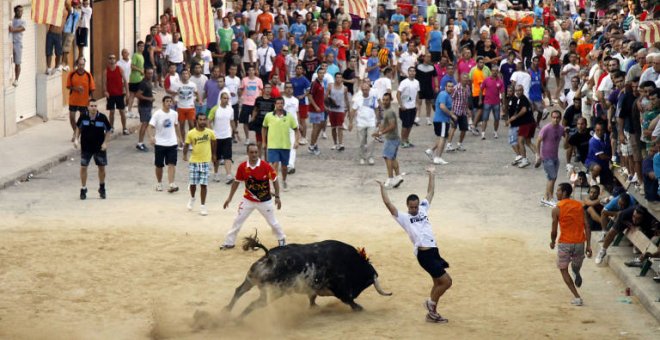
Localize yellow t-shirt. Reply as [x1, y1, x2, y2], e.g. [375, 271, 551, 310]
[185, 128, 216, 163]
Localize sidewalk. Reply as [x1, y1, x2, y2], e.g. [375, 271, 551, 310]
[0, 97, 150, 190]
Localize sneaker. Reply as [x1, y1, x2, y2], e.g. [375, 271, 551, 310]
[393, 175, 404, 188]
[368, 157, 375, 165]
[308, 145, 316, 153]
[298, 137, 308, 145]
[155, 183, 163, 191]
[287, 167, 296, 174]
[321, 132, 328, 139]
[534, 157, 542, 168]
[331, 144, 338, 150]
[244, 139, 251, 145]
[423, 299, 436, 314]
[481, 132, 485, 140]
[401, 142, 412, 149]
[313, 146, 321, 156]
[375, 136, 384, 143]
[573, 270, 583, 288]
[425, 312, 449, 323]
[278, 238, 287, 247]
[384, 178, 393, 189]
[200, 205, 208, 216]
[426, 118, 432, 126]
[471, 127, 480, 136]
[177, 145, 184, 151]
[414, 116, 420, 124]
[213, 173, 221, 182]
[511, 155, 523, 165]
[80, 187, 87, 200]
[46, 67, 53, 75]
[445, 143, 456, 152]
[98, 186, 106, 199]
[62, 64, 70, 72]
[168, 184, 179, 193]
[493, 131, 498, 139]
[337, 144, 345, 151]
[630, 173, 639, 183]
[570, 298, 583, 306]
[598, 231, 606, 243]
[282, 180, 288, 191]
[433, 157, 448, 165]
[456, 144, 466, 152]
[12, 80, 18, 87]
[225, 175, 234, 185]
[595, 248, 607, 264]
[136, 144, 148, 152]
[624, 258, 643, 267]
[359, 158, 366, 165]
[424, 148, 434, 160]
[123, 129, 130, 135]
[219, 244, 235, 250]
[187, 198, 195, 211]
[518, 158, 530, 168]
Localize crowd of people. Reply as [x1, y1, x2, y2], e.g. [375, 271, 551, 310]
[11, 0, 660, 319]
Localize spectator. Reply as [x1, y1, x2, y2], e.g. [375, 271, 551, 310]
[66, 57, 96, 142]
[148, 96, 181, 193]
[76, 0, 93, 58]
[103, 53, 128, 134]
[62, 1, 82, 71]
[45, 5, 68, 75]
[8, 5, 25, 87]
[537, 110, 564, 206]
[127, 41, 146, 117]
[135, 68, 156, 152]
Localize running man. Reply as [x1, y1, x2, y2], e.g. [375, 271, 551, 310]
[377, 167, 452, 323]
[220, 143, 286, 249]
[183, 113, 217, 216]
[550, 183, 592, 306]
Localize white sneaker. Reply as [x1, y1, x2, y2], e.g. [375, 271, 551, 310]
[298, 137, 308, 145]
[570, 297, 583, 306]
[426, 118, 432, 126]
[359, 158, 366, 165]
[368, 157, 375, 165]
[493, 131, 498, 139]
[213, 173, 221, 182]
[225, 175, 234, 184]
[424, 148, 434, 160]
[46, 68, 53, 75]
[199, 205, 208, 216]
[481, 132, 486, 140]
[393, 175, 404, 188]
[282, 180, 289, 191]
[433, 157, 448, 165]
[595, 248, 607, 264]
[155, 183, 163, 191]
[511, 155, 523, 165]
[187, 198, 194, 211]
[414, 116, 420, 124]
[331, 144, 338, 150]
[322, 132, 328, 139]
[445, 143, 456, 152]
[244, 139, 251, 145]
[61, 64, 70, 72]
[384, 178, 393, 189]
[456, 144, 466, 151]
[518, 158, 530, 168]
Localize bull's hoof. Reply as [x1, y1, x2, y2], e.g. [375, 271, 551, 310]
[349, 303, 364, 312]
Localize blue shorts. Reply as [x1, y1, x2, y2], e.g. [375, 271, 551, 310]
[543, 158, 559, 180]
[482, 104, 501, 121]
[383, 139, 400, 160]
[267, 149, 290, 165]
[508, 126, 519, 146]
[195, 103, 206, 115]
[188, 162, 210, 186]
[309, 112, 325, 124]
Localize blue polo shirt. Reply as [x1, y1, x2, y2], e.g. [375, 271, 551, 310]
[585, 134, 611, 169]
[434, 91, 452, 123]
[290, 76, 311, 105]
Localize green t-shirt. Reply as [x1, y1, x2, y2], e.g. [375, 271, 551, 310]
[217, 27, 234, 52]
[531, 27, 545, 42]
[129, 53, 144, 84]
[263, 111, 298, 150]
[382, 107, 399, 141]
[426, 5, 437, 24]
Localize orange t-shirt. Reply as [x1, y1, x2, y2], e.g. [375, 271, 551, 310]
[557, 199, 586, 244]
[576, 43, 593, 67]
[256, 13, 273, 33]
[67, 71, 96, 107]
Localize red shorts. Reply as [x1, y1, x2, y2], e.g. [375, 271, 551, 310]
[328, 111, 345, 127]
[255, 132, 263, 143]
[178, 108, 195, 122]
[518, 122, 536, 139]
[299, 104, 309, 120]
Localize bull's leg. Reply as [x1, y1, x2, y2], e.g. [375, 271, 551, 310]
[308, 294, 318, 308]
[238, 288, 268, 319]
[225, 278, 254, 312]
[342, 299, 363, 312]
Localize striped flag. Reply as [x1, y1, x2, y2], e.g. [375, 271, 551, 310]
[639, 21, 660, 45]
[175, 0, 216, 47]
[345, 0, 368, 19]
[31, 0, 66, 27]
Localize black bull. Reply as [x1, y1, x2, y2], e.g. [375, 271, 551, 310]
[225, 237, 392, 318]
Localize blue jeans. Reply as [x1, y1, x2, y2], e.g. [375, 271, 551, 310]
[482, 104, 501, 122]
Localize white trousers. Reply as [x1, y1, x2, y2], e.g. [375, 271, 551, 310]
[289, 129, 297, 168]
[224, 197, 285, 246]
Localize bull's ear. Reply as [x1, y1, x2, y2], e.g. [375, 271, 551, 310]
[356, 247, 370, 262]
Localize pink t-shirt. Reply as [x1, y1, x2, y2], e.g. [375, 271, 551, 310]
[480, 77, 504, 105]
[240, 77, 263, 106]
[457, 58, 476, 78]
[538, 123, 564, 160]
[434, 65, 447, 85]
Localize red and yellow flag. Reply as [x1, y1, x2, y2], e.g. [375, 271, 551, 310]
[175, 0, 216, 47]
[32, 0, 66, 27]
[345, 0, 368, 19]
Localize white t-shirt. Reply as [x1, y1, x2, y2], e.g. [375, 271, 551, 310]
[398, 78, 420, 109]
[117, 58, 132, 83]
[215, 87, 232, 108]
[190, 74, 208, 101]
[80, 6, 93, 28]
[393, 199, 438, 255]
[243, 38, 257, 63]
[247, 9, 263, 31]
[398, 52, 418, 77]
[171, 81, 197, 109]
[561, 63, 580, 90]
[165, 41, 186, 63]
[597, 75, 613, 100]
[373, 78, 392, 100]
[194, 49, 213, 74]
[510, 71, 531, 98]
[159, 32, 172, 53]
[212, 105, 234, 139]
[225, 75, 241, 106]
[351, 92, 379, 128]
[283, 96, 300, 124]
[257, 46, 276, 72]
[149, 109, 179, 146]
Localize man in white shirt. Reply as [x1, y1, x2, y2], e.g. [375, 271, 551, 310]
[283, 83, 301, 174]
[165, 32, 186, 74]
[256, 36, 276, 83]
[377, 167, 452, 324]
[190, 63, 209, 114]
[510, 62, 531, 98]
[350, 82, 379, 165]
[398, 43, 418, 81]
[148, 96, 181, 193]
[242, 31, 258, 75]
[116, 48, 133, 115]
[247, 2, 263, 31]
[76, 0, 93, 58]
[167, 69, 199, 148]
[397, 67, 421, 148]
[640, 54, 660, 87]
[225, 64, 242, 141]
[209, 92, 235, 184]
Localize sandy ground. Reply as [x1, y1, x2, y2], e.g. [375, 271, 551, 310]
[1, 107, 659, 339]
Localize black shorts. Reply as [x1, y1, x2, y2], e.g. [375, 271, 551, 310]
[154, 145, 178, 167]
[433, 122, 450, 137]
[232, 104, 240, 121]
[138, 106, 152, 123]
[451, 115, 468, 131]
[216, 138, 233, 161]
[416, 248, 449, 278]
[239, 105, 253, 124]
[472, 96, 483, 109]
[69, 105, 87, 114]
[106, 95, 126, 110]
[420, 89, 435, 100]
[76, 27, 88, 47]
[430, 51, 442, 63]
[81, 150, 108, 167]
[550, 63, 561, 78]
[128, 82, 140, 93]
[399, 108, 417, 129]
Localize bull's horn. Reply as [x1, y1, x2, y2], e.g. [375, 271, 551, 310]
[373, 276, 393, 296]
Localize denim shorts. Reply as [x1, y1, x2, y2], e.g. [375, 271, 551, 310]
[309, 112, 325, 124]
[482, 104, 500, 121]
[383, 139, 400, 160]
[267, 149, 290, 165]
[543, 158, 559, 180]
[508, 126, 519, 146]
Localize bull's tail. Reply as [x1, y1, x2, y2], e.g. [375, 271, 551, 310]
[242, 230, 269, 254]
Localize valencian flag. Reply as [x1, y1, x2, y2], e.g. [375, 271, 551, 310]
[175, 0, 216, 47]
[32, 0, 66, 27]
[344, 0, 368, 19]
[639, 21, 660, 45]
